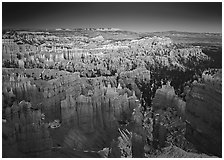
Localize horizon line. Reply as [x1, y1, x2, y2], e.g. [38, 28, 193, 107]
[2, 27, 222, 34]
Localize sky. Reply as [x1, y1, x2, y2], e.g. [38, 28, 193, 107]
[2, 2, 222, 33]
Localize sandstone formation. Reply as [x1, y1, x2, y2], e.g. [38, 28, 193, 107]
[2, 29, 220, 158]
[61, 82, 140, 150]
[152, 82, 186, 118]
[149, 82, 198, 153]
[154, 145, 216, 158]
[3, 31, 210, 77]
[185, 69, 222, 157]
[3, 101, 52, 157]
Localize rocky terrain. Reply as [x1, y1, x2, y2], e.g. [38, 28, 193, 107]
[185, 69, 222, 157]
[2, 28, 222, 157]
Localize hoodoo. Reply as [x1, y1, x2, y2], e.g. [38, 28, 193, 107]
[2, 10, 221, 157]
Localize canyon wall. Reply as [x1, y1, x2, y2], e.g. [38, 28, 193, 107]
[152, 82, 186, 118]
[185, 69, 222, 157]
[61, 84, 140, 150]
[3, 101, 52, 157]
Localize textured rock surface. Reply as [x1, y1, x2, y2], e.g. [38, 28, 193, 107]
[3, 101, 52, 158]
[2, 30, 219, 157]
[152, 83, 176, 111]
[150, 83, 197, 153]
[185, 69, 222, 157]
[154, 145, 216, 158]
[152, 82, 186, 118]
[60, 83, 140, 150]
[2, 72, 42, 109]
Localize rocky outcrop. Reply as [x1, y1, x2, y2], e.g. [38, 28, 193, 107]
[107, 102, 145, 158]
[2, 73, 42, 109]
[154, 145, 216, 158]
[61, 84, 139, 129]
[185, 69, 222, 157]
[60, 83, 140, 150]
[150, 83, 191, 151]
[37, 73, 81, 121]
[152, 82, 186, 118]
[2, 29, 220, 158]
[3, 101, 52, 157]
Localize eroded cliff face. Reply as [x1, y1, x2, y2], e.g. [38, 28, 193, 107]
[152, 82, 186, 118]
[2, 30, 220, 158]
[185, 69, 222, 157]
[60, 83, 140, 150]
[2, 64, 221, 158]
[3, 101, 52, 157]
[2, 73, 42, 109]
[153, 145, 216, 158]
[2, 68, 143, 156]
[149, 82, 200, 154]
